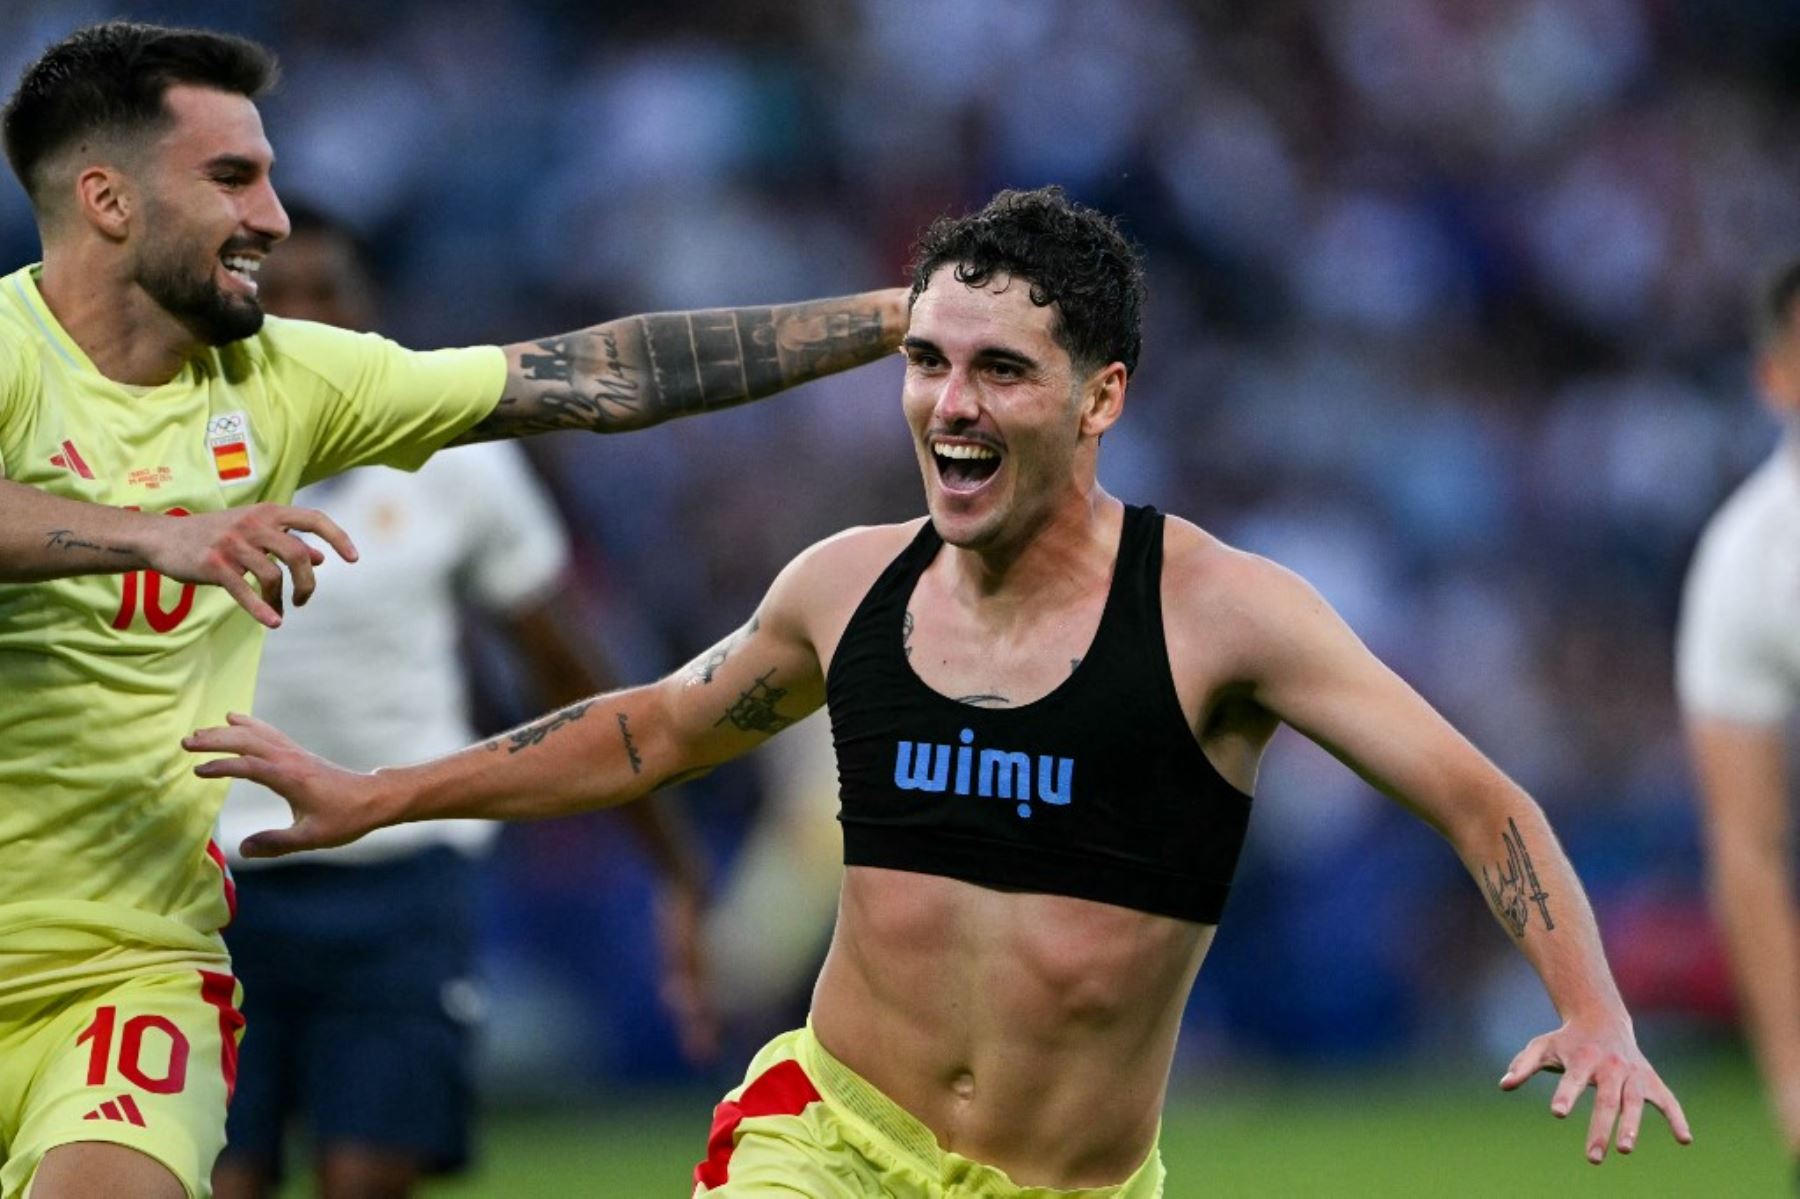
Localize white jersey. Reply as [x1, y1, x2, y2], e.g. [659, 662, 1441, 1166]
[1677, 445, 1800, 726]
[218, 440, 569, 866]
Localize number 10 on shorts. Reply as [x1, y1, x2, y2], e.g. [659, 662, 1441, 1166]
[77, 1005, 190, 1094]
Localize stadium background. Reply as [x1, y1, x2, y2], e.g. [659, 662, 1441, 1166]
[5, 0, 1800, 1193]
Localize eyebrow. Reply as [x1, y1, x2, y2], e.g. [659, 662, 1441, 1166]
[200, 154, 267, 176]
[901, 335, 1042, 372]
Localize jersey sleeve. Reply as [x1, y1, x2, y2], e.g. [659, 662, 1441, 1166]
[266, 319, 506, 485]
[445, 441, 572, 613]
[1677, 512, 1795, 725]
[0, 326, 28, 479]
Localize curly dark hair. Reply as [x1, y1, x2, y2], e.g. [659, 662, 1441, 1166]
[3, 21, 277, 207]
[908, 186, 1146, 377]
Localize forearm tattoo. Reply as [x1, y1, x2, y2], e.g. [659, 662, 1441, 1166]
[459, 295, 897, 442]
[616, 712, 644, 774]
[44, 529, 132, 556]
[494, 700, 594, 754]
[1482, 816, 1555, 938]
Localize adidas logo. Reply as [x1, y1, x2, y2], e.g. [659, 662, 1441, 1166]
[82, 1094, 146, 1127]
[48, 439, 94, 480]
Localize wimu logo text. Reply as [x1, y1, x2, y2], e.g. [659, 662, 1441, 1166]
[893, 728, 1074, 819]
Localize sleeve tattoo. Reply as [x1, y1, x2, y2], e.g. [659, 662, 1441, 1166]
[458, 295, 899, 442]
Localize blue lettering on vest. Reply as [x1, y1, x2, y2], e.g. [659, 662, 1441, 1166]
[894, 729, 1074, 818]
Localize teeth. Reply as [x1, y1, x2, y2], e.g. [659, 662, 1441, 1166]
[934, 443, 998, 460]
[222, 256, 261, 274]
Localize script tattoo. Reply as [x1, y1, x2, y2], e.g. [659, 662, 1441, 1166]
[715, 669, 794, 735]
[685, 616, 760, 686]
[458, 295, 896, 443]
[503, 701, 595, 754]
[617, 712, 643, 774]
[1482, 816, 1555, 938]
[44, 529, 132, 556]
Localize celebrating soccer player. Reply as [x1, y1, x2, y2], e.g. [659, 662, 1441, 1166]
[195, 187, 1692, 1196]
[0, 21, 903, 1199]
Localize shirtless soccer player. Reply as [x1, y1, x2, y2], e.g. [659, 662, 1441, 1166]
[0, 21, 904, 1199]
[189, 188, 1691, 1197]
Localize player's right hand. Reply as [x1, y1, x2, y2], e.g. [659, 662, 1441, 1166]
[184, 712, 388, 856]
[140, 503, 358, 629]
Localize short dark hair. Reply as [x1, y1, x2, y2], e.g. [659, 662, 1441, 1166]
[1757, 257, 1800, 348]
[908, 186, 1146, 377]
[2, 20, 277, 206]
[280, 196, 377, 277]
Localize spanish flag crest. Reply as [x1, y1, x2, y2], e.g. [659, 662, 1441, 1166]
[206, 411, 255, 485]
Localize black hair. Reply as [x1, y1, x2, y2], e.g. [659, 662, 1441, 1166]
[279, 196, 377, 278]
[908, 186, 1146, 376]
[2, 20, 277, 206]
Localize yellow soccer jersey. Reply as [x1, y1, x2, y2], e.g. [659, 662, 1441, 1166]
[0, 264, 505, 1004]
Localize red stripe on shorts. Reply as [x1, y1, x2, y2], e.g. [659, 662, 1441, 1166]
[198, 970, 245, 1100]
[693, 1058, 822, 1190]
[205, 838, 237, 925]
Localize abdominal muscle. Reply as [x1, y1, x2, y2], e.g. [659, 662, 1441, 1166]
[810, 865, 1214, 1189]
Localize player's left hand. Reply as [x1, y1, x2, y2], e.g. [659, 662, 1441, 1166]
[1500, 1017, 1693, 1163]
[184, 712, 390, 857]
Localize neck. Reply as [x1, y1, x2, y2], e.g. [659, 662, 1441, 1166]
[39, 241, 197, 385]
[946, 483, 1122, 608]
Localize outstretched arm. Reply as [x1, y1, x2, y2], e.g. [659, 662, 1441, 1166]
[0, 476, 357, 628]
[185, 547, 828, 856]
[1688, 717, 1800, 1152]
[453, 288, 909, 442]
[1207, 550, 1691, 1163]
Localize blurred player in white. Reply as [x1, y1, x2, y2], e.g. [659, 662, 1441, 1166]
[211, 202, 713, 1199]
[1678, 259, 1800, 1174]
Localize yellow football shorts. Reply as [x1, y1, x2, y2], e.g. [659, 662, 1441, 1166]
[0, 968, 244, 1199]
[693, 1022, 1165, 1198]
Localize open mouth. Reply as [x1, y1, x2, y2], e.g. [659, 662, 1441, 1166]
[932, 439, 1002, 494]
[219, 253, 262, 295]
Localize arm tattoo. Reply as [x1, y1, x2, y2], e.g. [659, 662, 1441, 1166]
[617, 712, 643, 774]
[461, 293, 900, 443]
[498, 700, 595, 754]
[903, 610, 915, 659]
[45, 529, 132, 556]
[714, 669, 795, 735]
[685, 616, 760, 686]
[954, 694, 1012, 707]
[1481, 816, 1555, 938]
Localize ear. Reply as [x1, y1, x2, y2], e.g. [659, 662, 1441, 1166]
[1078, 362, 1127, 438]
[73, 165, 133, 241]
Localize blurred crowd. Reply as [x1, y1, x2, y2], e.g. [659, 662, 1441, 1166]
[4, 0, 1797, 1090]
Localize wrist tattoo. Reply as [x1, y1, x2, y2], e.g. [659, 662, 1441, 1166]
[1482, 816, 1555, 937]
[45, 529, 132, 556]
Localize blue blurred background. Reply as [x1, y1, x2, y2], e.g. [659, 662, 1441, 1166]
[4, 0, 1792, 1110]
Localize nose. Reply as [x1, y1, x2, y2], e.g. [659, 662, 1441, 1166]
[248, 181, 291, 245]
[933, 366, 980, 426]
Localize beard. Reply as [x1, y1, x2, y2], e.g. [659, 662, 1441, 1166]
[134, 231, 265, 347]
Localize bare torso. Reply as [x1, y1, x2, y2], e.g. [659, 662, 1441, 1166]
[801, 501, 1267, 1187]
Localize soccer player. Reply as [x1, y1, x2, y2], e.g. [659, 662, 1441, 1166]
[0, 21, 904, 1199]
[190, 188, 1690, 1196]
[1677, 259, 1800, 1174]
[209, 201, 715, 1199]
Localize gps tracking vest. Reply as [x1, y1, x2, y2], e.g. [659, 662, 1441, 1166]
[827, 505, 1254, 924]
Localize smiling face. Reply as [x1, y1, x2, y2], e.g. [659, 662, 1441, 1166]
[128, 84, 288, 345]
[903, 267, 1121, 551]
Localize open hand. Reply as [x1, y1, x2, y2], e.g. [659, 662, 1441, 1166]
[184, 712, 388, 856]
[143, 504, 358, 628]
[1501, 1018, 1693, 1163]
